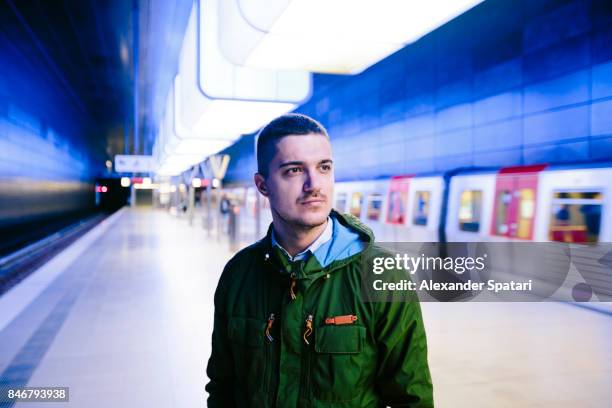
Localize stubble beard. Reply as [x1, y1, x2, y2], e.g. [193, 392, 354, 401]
[273, 206, 329, 233]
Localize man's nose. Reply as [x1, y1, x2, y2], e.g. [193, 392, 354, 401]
[303, 169, 323, 192]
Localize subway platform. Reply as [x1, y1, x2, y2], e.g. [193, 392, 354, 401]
[0, 208, 610, 407]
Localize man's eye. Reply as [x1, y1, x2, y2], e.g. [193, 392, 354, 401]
[320, 164, 332, 171]
[287, 167, 302, 174]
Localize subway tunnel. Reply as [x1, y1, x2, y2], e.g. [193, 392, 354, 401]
[1, 0, 611, 407]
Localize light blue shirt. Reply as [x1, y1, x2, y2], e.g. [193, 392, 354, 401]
[271, 217, 333, 262]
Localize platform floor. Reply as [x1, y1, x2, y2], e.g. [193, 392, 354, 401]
[0, 208, 610, 407]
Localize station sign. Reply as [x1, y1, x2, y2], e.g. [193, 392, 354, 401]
[114, 155, 155, 173]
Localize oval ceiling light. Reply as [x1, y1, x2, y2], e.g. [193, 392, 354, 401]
[175, 0, 311, 138]
[155, 81, 235, 176]
[218, 0, 485, 74]
[153, 90, 203, 177]
[155, 0, 311, 177]
[172, 76, 235, 156]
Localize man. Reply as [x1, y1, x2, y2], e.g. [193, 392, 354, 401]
[206, 113, 433, 407]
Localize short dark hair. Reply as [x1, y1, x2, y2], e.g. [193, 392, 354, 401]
[256, 113, 329, 176]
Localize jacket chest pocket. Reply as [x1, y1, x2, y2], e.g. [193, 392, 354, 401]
[228, 317, 271, 393]
[311, 325, 368, 402]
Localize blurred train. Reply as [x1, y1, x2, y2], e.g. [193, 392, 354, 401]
[0, 179, 96, 256]
[224, 163, 611, 244]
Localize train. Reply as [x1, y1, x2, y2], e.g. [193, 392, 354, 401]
[223, 162, 611, 244]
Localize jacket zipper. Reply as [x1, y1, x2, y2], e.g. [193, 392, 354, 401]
[297, 270, 333, 402]
[296, 270, 331, 403]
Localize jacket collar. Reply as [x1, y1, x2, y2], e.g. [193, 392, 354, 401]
[270, 216, 333, 262]
[259, 209, 374, 276]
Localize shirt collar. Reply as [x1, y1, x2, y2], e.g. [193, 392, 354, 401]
[271, 217, 333, 262]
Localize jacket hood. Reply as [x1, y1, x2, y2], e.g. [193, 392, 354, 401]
[312, 210, 371, 268]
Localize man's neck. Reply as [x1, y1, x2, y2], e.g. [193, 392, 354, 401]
[272, 217, 329, 257]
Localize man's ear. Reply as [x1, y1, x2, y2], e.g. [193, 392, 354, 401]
[254, 173, 269, 197]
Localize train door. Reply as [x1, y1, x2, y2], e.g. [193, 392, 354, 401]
[386, 176, 411, 225]
[385, 176, 411, 241]
[490, 165, 546, 240]
[404, 176, 444, 242]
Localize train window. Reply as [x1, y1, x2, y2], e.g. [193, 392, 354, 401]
[549, 191, 603, 243]
[350, 192, 363, 218]
[517, 189, 535, 239]
[335, 193, 347, 213]
[459, 190, 482, 232]
[412, 191, 430, 226]
[387, 177, 410, 225]
[366, 193, 383, 221]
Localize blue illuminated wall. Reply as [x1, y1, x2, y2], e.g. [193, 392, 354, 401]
[223, 0, 612, 183]
[221, 134, 257, 183]
[0, 22, 97, 231]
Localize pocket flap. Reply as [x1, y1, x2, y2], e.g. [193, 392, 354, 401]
[315, 325, 365, 354]
[228, 317, 266, 347]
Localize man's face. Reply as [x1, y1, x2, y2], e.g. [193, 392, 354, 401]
[257, 133, 334, 230]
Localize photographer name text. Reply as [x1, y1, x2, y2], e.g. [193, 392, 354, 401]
[372, 279, 533, 293]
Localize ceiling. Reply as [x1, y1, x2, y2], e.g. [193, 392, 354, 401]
[1, 0, 193, 161]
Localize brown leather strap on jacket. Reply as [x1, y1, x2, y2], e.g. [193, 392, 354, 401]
[325, 315, 358, 325]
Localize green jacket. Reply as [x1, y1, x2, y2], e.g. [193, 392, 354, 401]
[206, 210, 433, 407]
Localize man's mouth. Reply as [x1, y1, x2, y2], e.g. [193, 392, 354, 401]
[301, 198, 326, 205]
